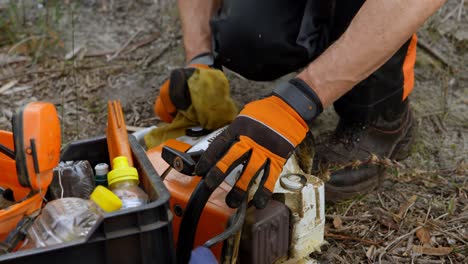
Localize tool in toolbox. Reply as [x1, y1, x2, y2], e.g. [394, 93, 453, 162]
[0, 102, 61, 244]
[106, 100, 133, 167]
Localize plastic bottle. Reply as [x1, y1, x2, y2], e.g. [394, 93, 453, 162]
[23, 187, 122, 250]
[94, 163, 109, 186]
[23, 198, 103, 249]
[107, 156, 148, 209]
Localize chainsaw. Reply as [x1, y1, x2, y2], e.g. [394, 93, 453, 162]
[135, 126, 327, 264]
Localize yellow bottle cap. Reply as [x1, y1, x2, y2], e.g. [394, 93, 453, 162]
[107, 156, 139, 186]
[90, 186, 123, 212]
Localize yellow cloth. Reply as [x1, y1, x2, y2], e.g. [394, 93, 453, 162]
[144, 68, 238, 148]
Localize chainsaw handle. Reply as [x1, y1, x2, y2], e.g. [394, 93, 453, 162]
[161, 146, 203, 176]
[203, 200, 246, 248]
[176, 179, 212, 264]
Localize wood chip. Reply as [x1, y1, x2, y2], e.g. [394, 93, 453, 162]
[325, 232, 381, 246]
[0, 54, 30, 66]
[0, 80, 18, 94]
[371, 207, 399, 230]
[65, 44, 85, 60]
[2, 85, 32, 95]
[412, 245, 452, 256]
[416, 227, 432, 246]
[333, 216, 343, 230]
[366, 245, 376, 260]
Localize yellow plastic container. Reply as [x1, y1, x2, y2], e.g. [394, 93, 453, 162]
[90, 186, 122, 213]
[108, 156, 139, 185]
[107, 156, 148, 209]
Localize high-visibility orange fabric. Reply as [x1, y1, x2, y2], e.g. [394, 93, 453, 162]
[402, 34, 417, 100]
[212, 96, 308, 193]
[154, 64, 211, 123]
[155, 80, 176, 123]
[242, 96, 308, 146]
[188, 64, 210, 70]
[227, 136, 285, 192]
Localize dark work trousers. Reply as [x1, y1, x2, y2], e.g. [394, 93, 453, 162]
[210, 0, 417, 122]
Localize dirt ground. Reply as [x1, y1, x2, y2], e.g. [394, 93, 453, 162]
[0, 0, 467, 263]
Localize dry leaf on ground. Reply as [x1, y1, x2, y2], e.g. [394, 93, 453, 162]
[416, 227, 432, 245]
[333, 216, 343, 230]
[395, 195, 418, 221]
[412, 245, 452, 256]
[371, 207, 399, 230]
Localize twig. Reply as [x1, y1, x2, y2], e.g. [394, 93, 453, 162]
[435, 213, 449, 220]
[0, 54, 31, 67]
[343, 199, 357, 216]
[390, 255, 444, 264]
[325, 214, 373, 221]
[107, 29, 142, 61]
[140, 116, 161, 122]
[0, 62, 136, 83]
[458, 0, 465, 21]
[325, 232, 382, 246]
[405, 234, 414, 255]
[434, 228, 468, 246]
[7, 35, 46, 54]
[424, 200, 432, 224]
[417, 38, 452, 70]
[442, 3, 462, 22]
[85, 32, 160, 58]
[0, 69, 64, 82]
[447, 213, 468, 223]
[142, 42, 171, 67]
[378, 192, 388, 210]
[378, 226, 422, 263]
[0, 80, 18, 94]
[126, 125, 146, 132]
[126, 32, 161, 53]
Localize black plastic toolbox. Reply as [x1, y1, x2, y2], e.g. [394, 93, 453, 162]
[0, 135, 176, 264]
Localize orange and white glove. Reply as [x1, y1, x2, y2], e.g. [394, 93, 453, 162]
[195, 78, 323, 209]
[154, 53, 213, 123]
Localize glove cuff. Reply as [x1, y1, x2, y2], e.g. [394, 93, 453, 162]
[273, 78, 323, 123]
[188, 52, 214, 67]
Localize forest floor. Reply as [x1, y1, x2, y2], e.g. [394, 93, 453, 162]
[0, 0, 467, 263]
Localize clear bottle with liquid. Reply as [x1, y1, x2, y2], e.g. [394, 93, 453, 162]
[23, 198, 103, 249]
[107, 156, 148, 209]
[23, 186, 122, 249]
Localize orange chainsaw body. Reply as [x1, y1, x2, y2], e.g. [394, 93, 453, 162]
[146, 141, 234, 260]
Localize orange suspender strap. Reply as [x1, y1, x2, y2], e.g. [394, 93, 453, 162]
[402, 34, 418, 100]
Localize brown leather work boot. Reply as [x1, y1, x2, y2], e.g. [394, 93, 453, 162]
[314, 101, 415, 202]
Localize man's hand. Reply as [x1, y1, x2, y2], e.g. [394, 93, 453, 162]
[154, 54, 213, 122]
[195, 78, 323, 209]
